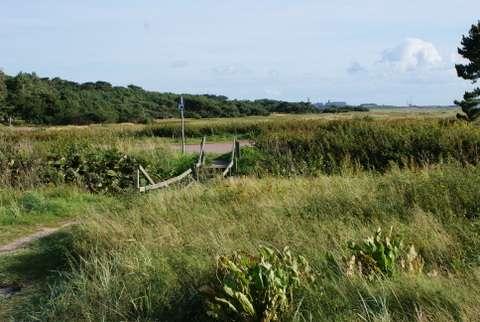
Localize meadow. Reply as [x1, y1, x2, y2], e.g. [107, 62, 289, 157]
[1, 107, 480, 321]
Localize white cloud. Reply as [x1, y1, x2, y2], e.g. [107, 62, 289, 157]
[379, 38, 442, 72]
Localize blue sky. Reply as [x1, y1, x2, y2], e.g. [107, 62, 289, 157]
[1, 1, 479, 105]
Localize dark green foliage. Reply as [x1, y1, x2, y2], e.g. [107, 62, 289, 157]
[321, 106, 369, 113]
[45, 144, 195, 194]
[0, 72, 317, 125]
[0, 71, 13, 124]
[455, 21, 480, 121]
[0, 128, 198, 192]
[46, 145, 139, 193]
[253, 99, 317, 114]
[0, 71, 6, 109]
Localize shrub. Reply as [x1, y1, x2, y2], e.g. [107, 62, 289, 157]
[321, 106, 369, 113]
[202, 246, 314, 322]
[347, 228, 423, 278]
[46, 145, 138, 193]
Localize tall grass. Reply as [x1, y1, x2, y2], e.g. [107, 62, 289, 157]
[0, 186, 114, 244]
[5, 118, 480, 189]
[137, 118, 264, 139]
[7, 163, 480, 321]
[252, 119, 480, 175]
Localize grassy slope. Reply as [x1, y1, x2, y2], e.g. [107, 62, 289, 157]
[0, 188, 121, 320]
[0, 187, 114, 245]
[2, 163, 479, 321]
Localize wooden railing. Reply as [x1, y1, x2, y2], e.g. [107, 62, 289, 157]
[194, 136, 206, 177]
[222, 138, 240, 177]
[139, 168, 193, 192]
[137, 136, 240, 192]
[137, 137, 206, 193]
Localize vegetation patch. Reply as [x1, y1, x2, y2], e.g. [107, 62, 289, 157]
[250, 118, 480, 175]
[2, 164, 479, 321]
[0, 72, 318, 125]
[0, 129, 196, 192]
[45, 145, 139, 193]
[203, 246, 314, 321]
[347, 228, 423, 278]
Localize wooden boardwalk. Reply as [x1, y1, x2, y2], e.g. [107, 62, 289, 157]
[138, 137, 240, 193]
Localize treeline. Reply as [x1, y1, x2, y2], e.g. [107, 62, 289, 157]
[0, 71, 319, 125]
[320, 106, 369, 113]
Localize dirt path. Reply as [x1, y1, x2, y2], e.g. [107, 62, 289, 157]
[171, 140, 252, 154]
[0, 222, 76, 255]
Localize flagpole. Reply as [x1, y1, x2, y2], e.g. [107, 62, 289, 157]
[179, 96, 186, 154]
[181, 107, 185, 154]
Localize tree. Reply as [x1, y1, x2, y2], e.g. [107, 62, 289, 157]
[0, 71, 326, 125]
[0, 70, 9, 123]
[0, 71, 5, 103]
[455, 21, 480, 121]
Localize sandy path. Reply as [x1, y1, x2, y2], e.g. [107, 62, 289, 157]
[171, 140, 252, 154]
[0, 222, 76, 255]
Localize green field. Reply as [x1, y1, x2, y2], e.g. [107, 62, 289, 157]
[2, 108, 480, 321]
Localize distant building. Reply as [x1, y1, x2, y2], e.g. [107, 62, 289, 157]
[325, 100, 347, 107]
[359, 103, 378, 108]
[313, 101, 348, 109]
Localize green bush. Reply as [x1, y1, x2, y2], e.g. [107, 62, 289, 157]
[202, 246, 314, 322]
[347, 228, 423, 278]
[46, 145, 138, 193]
[0, 127, 198, 192]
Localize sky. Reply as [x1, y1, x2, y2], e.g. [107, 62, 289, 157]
[1, 1, 479, 105]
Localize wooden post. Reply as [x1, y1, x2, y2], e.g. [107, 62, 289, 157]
[201, 136, 206, 165]
[181, 108, 185, 154]
[179, 96, 186, 154]
[135, 168, 140, 190]
[139, 165, 155, 185]
[235, 140, 240, 173]
[194, 136, 206, 181]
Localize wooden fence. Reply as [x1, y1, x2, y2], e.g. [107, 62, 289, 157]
[222, 139, 240, 177]
[137, 137, 238, 193]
